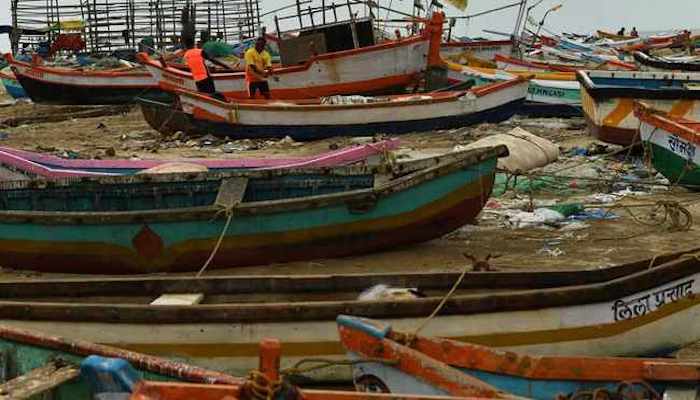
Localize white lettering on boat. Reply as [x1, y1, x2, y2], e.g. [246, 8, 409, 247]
[668, 135, 697, 160]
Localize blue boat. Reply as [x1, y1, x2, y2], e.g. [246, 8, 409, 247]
[1, 66, 27, 99]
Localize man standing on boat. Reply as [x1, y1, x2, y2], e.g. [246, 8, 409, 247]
[245, 37, 273, 99]
[183, 35, 227, 100]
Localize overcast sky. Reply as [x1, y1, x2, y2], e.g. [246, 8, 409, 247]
[1, 0, 699, 51]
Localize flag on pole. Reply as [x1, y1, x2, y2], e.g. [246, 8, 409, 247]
[444, 0, 468, 11]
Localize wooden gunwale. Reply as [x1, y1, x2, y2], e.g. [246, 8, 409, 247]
[0, 147, 505, 225]
[635, 102, 700, 145]
[0, 324, 241, 384]
[0, 253, 698, 324]
[0, 248, 694, 298]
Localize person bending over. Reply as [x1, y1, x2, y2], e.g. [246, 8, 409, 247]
[244, 37, 273, 99]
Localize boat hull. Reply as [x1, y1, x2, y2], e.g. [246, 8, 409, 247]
[5, 54, 166, 105]
[441, 40, 513, 62]
[14, 73, 167, 105]
[339, 312, 700, 400]
[141, 34, 432, 100]
[0, 71, 27, 99]
[178, 99, 524, 140]
[446, 64, 581, 118]
[173, 80, 528, 140]
[579, 70, 700, 146]
[637, 105, 700, 186]
[0, 150, 500, 274]
[6, 263, 700, 382]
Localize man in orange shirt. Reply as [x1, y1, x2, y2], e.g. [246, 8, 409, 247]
[244, 37, 273, 99]
[182, 35, 228, 100]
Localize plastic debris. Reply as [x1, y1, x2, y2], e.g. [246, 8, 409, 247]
[357, 284, 425, 301]
[503, 208, 565, 229]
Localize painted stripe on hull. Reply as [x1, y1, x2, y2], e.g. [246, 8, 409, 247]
[181, 99, 524, 140]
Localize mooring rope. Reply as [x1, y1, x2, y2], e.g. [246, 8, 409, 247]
[195, 205, 235, 277]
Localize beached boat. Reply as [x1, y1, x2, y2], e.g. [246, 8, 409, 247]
[129, 339, 491, 400]
[0, 146, 504, 273]
[163, 78, 527, 140]
[138, 13, 445, 100]
[0, 140, 399, 179]
[635, 102, 700, 186]
[0, 66, 27, 99]
[495, 54, 635, 73]
[597, 30, 636, 41]
[4, 53, 164, 105]
[634, 51, 700, 72]
[578, 70, 700, 146]
[447, 63, 581, 118]
[441, 40, 514, 62]
[339, 315, 700, 399]
[0, 323, 239, 399]
[0, 248, 695, 382]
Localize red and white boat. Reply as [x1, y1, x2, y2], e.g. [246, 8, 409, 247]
[138, 13, 447, 100]
[4, 53, 162, 105]
[161, 77, 528, 140]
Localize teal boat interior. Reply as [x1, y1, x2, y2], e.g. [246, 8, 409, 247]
[0, 173, 376, 212]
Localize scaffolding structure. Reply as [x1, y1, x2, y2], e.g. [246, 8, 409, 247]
[10, 0, 261, 54]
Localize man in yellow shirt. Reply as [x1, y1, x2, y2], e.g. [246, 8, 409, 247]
[244, 37, 273, 99]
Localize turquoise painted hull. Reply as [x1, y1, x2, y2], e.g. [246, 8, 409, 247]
[1, 77, 27, 99]
[0, 148, 503, 273]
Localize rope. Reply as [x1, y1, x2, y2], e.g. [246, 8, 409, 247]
[244, 370, 283, 400]
[242, 358, 399, 399]
[410, 263, 470, 339]
[281, 358, 398, 376]
[195, 205, 235, 277]
[602, 200, 692, 232]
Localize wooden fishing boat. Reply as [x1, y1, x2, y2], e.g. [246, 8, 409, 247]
[137, 13, 445, 100]
[3, 53, 165, 105]
[447, 63, 581, 118]
[0, 323, 239, 399]
[128, 339, 491, 400]
[578, 70, 700, 146]
[634, 51, 700, 72]
[164, 78, 527, 140]
[0, 146, 504, 273]
[597, 30, 635, 41]
[494, 54, 635, 73]
[0, 248, 696, 382]
[339, 315, 700, 399]
[0, 140, 399, 179]
[441, 40, 514, 62]
[0, 67, 27, 99]
[635, 102, 700, 187]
